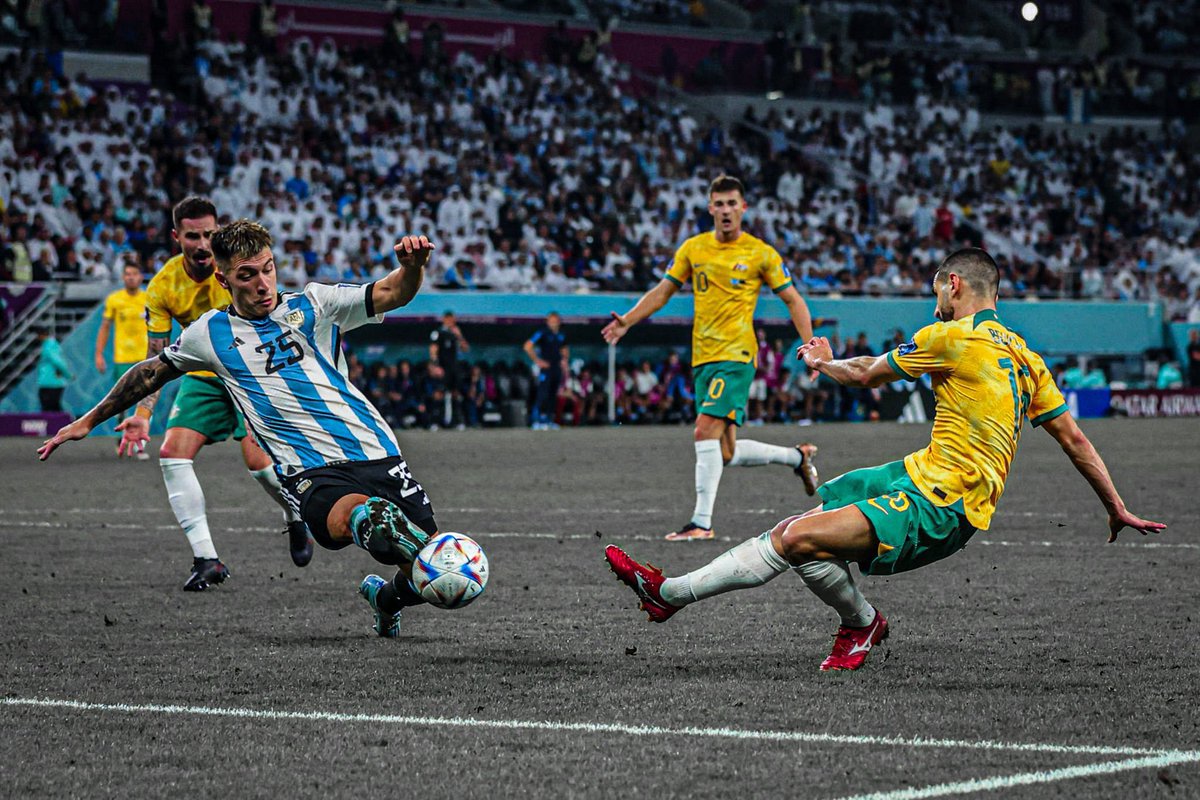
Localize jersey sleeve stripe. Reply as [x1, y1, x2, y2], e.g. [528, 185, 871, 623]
[364, 282, 377, 317]
[770, 279, 794, 294]
[148, 329, 172, 338]
[664, 274, 683, 288]
[886, 351, 916, 381]
[1030, 403, 1068, 427]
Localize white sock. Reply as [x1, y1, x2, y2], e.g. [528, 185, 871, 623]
[249, 466, 303, 524]
[795, 560, 876, 627]
[727, 439, 801, 467]
[160, 458, 219, 560]
[691, 439, 723, 528]
[661, 531, 791, 606]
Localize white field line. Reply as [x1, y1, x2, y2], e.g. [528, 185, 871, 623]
[1, 697, 1191, 761]
[7, 507, 1177, 519]
[835, 751, 1200, 800]
[0, 518, 1196, 550]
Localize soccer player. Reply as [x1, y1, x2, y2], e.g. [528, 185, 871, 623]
[94, 259, 149, 457]
[121, 197, 311, 591]
[524, 311, 568, 430]
[603, 175, 819, 541]
[40, 223, 442, 639]
[605, 248, 1166, 670]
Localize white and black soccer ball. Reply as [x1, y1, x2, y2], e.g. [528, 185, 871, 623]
[411, 532, 489, 609]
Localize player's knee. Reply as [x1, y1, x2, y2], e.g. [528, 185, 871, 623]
[778, 519, 821, 563]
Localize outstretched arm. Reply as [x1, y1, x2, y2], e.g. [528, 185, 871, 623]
[38, 355, 182, 461]
[372, 235, 433, 314]
[797, 336, 898, 389]
[602, 278, 678, 344]
[1041, 411, 1166, 542]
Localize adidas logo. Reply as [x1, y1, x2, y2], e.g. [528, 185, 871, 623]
[226, 336, 245, 350]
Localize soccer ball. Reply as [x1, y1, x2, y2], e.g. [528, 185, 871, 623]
[411, 532, 489, 609]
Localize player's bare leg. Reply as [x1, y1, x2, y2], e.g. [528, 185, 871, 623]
[328, 494, 433, 638]
[241, 434, 312, 567]
[158, 426, 229, 591]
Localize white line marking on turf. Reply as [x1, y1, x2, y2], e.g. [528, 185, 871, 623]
[834, 752, 1200, 800]
[2, 697, 1192, 760]
[0, 519, 1196, 550]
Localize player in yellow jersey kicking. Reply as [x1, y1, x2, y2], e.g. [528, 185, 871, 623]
[117, 197, 313, 591]
[606, 248, 1165, 670]
[603, 175, 820, 542]
[95, 258, 149, 458]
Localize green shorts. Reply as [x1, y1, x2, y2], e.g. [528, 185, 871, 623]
[693, 361, 755, 426]
[166, 374, 247, 443]
[817, 460, 976, 576]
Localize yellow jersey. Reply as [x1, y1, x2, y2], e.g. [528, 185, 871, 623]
[665, 231, 793, 366]
[102, 287, 148, 364]
[886, 309, 1067, 531]
[145, 254, 231, 379]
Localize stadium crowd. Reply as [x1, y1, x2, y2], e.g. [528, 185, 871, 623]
[0, 9, 1199, 323]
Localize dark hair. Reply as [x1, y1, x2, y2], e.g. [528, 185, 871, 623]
[938, 247, 999, 298]
[708, 175, 745, 198]
[212, 219, 274, 269]
[172, 196, 218, 230]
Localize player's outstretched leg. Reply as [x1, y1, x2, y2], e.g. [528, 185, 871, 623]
[350, 497, 430, 565]
[606, 530, 792, 622]
[184, 557, 230, 592]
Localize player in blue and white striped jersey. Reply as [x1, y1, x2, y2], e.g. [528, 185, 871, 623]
[39, 221, 445, 638]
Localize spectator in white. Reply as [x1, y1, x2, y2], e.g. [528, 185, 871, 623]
[776, 166, 804, 207]
[437, 185, 472, 233]
[278, 255, 307, 290]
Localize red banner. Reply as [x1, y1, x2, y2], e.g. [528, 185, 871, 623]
[1109, 389, 1200, 418]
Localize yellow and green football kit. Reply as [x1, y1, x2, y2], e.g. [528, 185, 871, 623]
[102, 287, 148, 366]
[144, 254, 245, 441]
[819, 310, 1068, 575]
[665, 231, 793, 425]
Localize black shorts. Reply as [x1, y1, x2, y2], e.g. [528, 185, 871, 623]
[280, 456, 438, 550]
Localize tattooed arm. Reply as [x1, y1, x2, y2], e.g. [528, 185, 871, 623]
[38, 355, 182, 461]
[132, 337, 169, 417]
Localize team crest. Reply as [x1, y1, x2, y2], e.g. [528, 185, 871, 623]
[733, 263, 749, 272]
[286, 310, 305, 327]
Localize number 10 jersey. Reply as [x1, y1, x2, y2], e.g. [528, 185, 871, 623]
[161, 282, 401, 475]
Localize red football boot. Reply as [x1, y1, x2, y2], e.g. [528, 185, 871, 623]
[819, 610, 889, 671]
[604, 544, 682, 623]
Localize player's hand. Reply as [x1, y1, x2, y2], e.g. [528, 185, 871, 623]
[115, 415, 151, 458]
[1106, 508, 1166, 543]
[796, 336, 834, 369]
[394, 235, 435, 270]
[95, 354, 107, 373]
[37, 418, 95, 461]
[602, 311, 629, 344]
